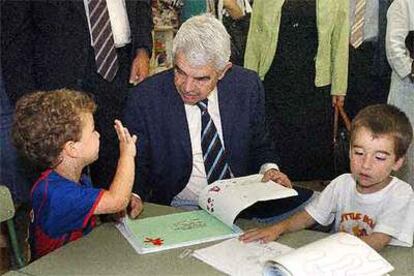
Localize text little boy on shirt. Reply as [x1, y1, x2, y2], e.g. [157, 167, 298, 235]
[240, 104, 414, 251]
[12, 89, 140, 259]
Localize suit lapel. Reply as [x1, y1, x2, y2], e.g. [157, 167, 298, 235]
[165, 73, 192, 160]
[217, 79, 234, 150]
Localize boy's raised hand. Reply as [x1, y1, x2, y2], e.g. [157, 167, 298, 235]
[114, 120, 137, 157]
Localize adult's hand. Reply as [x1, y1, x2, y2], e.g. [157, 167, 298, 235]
[261, 168, 292, 188]
[332, 95, 345, 108]
[129, 48, 150, 86]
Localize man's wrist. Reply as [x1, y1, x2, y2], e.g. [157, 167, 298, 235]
[259, 163, 279, 174]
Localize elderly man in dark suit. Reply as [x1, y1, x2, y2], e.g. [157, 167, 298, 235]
[124, 14, 313, 221]
[1, 0, 153, 187]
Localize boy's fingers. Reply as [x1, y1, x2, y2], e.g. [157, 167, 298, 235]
[131, 135, 138, 144]
[240, 230, 263, 242]
[114, 120, 127, 141]
[123, 126, 132, 141]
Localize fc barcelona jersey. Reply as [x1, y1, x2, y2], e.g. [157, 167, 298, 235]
[29, 169, 103, 259]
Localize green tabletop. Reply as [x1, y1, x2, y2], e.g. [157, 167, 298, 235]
[6, 203, 414, 275]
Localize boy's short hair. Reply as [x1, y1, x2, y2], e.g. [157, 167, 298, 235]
[351, 104, 413, 159]
[12, 89, 96, 169]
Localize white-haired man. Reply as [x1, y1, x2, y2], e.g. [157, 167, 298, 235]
[124, 14, 314, 221]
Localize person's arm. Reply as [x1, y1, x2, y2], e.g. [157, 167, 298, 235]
[360, 233, 392, 251]
[94, 120, 137, 214]
[240, 210, 316, 243]
[386, 0, 413, 80]
[223, 0, 244, 20]
[248, 73, 280, 170]
[128, 0, 153, 85]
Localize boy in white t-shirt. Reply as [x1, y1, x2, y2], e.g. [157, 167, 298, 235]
[240, 104, 414, 251]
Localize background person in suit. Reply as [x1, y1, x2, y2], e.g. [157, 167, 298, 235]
[0, 0, 153, 188]
[123, 14, 313, 222]
[345, 0, 393, 120]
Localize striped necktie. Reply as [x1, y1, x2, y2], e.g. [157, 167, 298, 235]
[197, 99, 232, 184]
[87, 0, 119, 81]
[350, 0, 366, 49]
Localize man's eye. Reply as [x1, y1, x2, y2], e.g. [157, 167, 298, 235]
[196, 78, 209, 83]
[353, 150, 363, 156]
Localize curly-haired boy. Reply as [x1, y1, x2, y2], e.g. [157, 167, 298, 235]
[12, 89, 141, 259]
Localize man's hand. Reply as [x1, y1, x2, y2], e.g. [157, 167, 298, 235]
[239, 224, 284, 243]
[262, 169, 292, 188]
[129, 48, 150, 86]
[332, 95, 345, 108]
[128, 195, 144, 219]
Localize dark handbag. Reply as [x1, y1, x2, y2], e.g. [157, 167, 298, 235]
[222, 13, 251, 66]
[333, 104, 352, 176]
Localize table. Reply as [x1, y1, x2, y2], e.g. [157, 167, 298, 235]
[7, 203, 414, 275]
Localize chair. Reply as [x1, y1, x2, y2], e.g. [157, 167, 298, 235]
[0, 185, 25, 268]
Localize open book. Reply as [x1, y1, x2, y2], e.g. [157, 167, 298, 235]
[193, 232, 394, 276]
[116, 174, 297, 254]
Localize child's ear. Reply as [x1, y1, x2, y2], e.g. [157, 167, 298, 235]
[63, 140, 79, 158]
[392, 156, 405, 172]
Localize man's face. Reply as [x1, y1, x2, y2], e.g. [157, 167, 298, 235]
[173, 52, 230, 105]
[350, 127, 404, 194]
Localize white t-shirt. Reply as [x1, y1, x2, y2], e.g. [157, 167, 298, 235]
[305, 173, 414, 247]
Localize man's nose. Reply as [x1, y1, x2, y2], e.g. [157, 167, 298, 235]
[183, 77, 196, 92]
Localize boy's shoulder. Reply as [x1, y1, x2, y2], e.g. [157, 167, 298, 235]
[386, 177, 414, 197]
[31, 171, 89, 200]
[327, 173, 355, 189]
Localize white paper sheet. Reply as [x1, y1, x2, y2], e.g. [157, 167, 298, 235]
[198, 174, 298, 227]
[193, 238, 293, 276]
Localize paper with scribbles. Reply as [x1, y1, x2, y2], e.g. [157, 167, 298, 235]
[198, 174, 298, 227]
[116, 210, 241, 254]
[194, 233, 394, 276]
[193, 238, 294, 275]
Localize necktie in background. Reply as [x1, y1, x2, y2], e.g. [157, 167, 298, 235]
[197, 99, 232, 184]
[87, 0, 119, 81]
[350, 0, 366, 49]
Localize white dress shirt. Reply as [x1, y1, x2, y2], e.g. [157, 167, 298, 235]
[174, 88, 278, 202]
[84, 0, 131, 48]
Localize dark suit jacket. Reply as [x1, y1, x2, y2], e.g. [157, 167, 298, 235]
[1, 0, 153, 104]
[123, 66, 279, 205]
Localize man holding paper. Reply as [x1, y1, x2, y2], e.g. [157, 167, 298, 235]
[123, 14, 313, 221]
